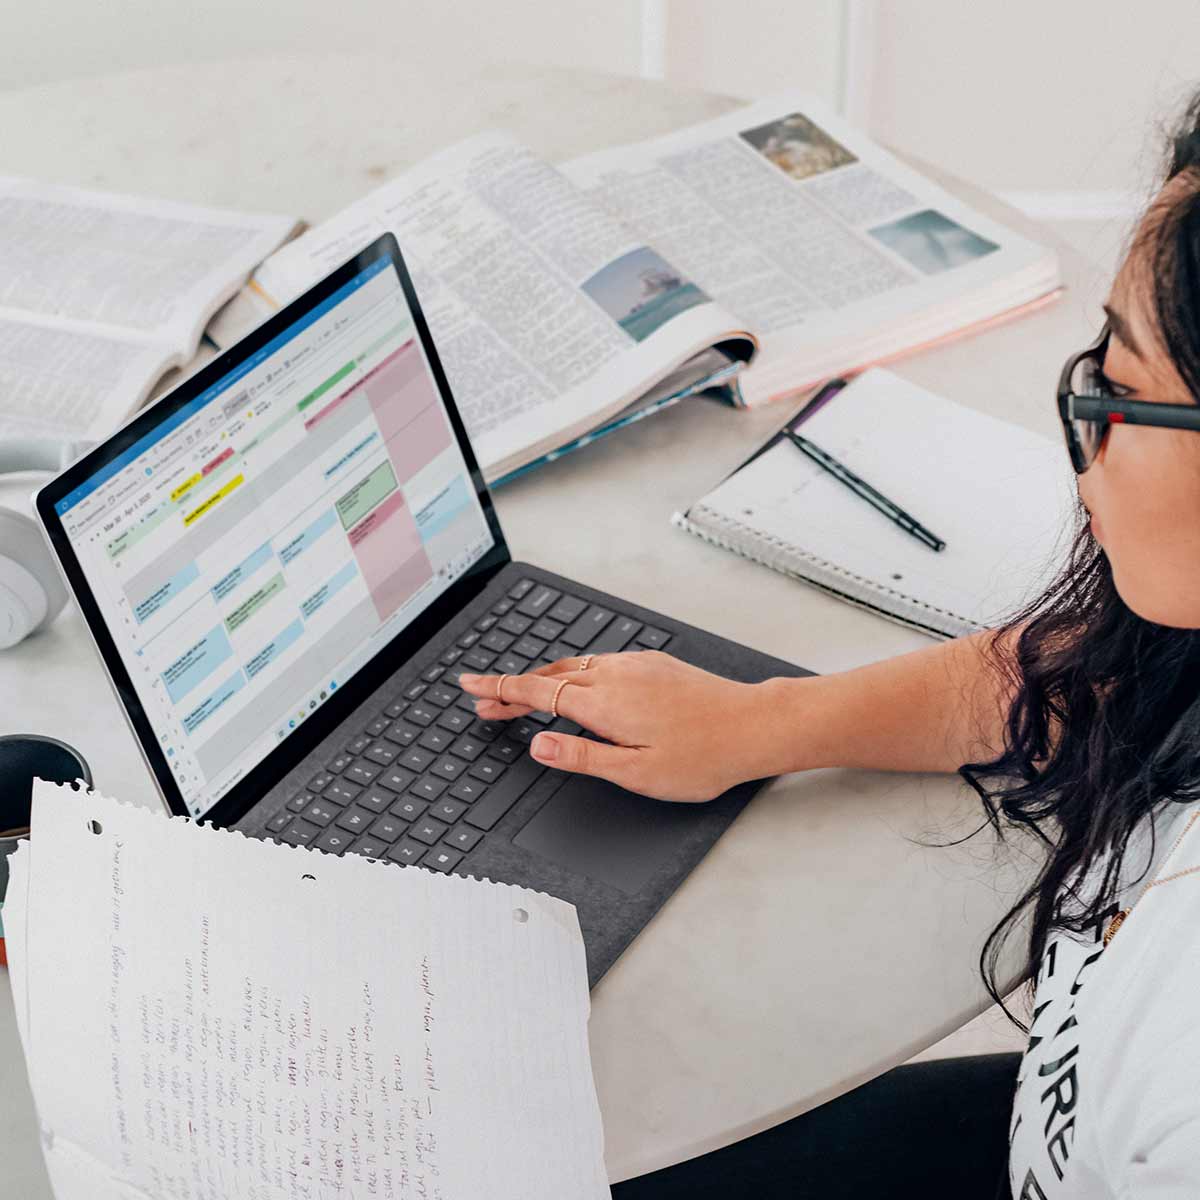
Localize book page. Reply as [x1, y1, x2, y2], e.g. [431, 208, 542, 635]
[9, 783, 609, 1200]
[563, 94, 1060, 405]
[247, 133, 753, 479]
[0, 313, 173, 443]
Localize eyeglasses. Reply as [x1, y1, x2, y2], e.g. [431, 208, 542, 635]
[1058, 322, 1200, 473]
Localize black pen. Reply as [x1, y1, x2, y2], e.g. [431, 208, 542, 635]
[782, 428, 947, 552]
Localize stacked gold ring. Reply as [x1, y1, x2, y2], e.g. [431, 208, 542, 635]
[579, 654, 593, 671]
[495, 673, 511, 703]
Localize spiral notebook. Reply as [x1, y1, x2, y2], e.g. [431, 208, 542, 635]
[671, 368, 1079, 639]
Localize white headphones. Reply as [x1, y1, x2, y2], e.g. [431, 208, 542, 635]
[0, 439, 81, 650]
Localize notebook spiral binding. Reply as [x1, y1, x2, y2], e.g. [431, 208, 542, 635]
[671, 505, 979, 641]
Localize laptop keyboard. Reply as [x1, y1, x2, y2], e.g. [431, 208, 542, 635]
[261, 576, 672, 873]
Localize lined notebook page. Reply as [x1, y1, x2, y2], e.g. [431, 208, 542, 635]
[690, 369, 1078, 635]
[8, 783, 609, 1200]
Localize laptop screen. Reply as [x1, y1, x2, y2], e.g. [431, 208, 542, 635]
[48, 253, 496, 819]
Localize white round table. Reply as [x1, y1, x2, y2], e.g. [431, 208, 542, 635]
[0, 54, 1103, 1192]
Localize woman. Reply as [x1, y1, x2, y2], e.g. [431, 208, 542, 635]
[460, 94, 1200, 1198]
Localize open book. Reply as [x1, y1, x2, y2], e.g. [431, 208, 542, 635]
[211, 94, 1060, 485]
[0, 177, 298, 447]
[7, 783, 610, 1199]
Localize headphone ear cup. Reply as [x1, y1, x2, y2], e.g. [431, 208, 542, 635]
[0, 507, 68, 649]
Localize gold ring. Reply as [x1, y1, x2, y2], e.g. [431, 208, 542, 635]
[550, 678, 571, 718]
[578, 654, 593, 671]
[495, 673, 511, 703]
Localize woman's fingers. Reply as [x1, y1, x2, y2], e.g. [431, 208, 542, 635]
[459, 663, 591, 721]
[530, 730, 640, 787]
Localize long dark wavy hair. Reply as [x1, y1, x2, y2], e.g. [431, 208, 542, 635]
[960, 90, 1200, 1027]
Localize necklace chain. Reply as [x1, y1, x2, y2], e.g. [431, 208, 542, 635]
[1104, 807, 1200, 947]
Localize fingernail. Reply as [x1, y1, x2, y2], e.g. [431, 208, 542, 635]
[459, 673, 479, 686]
[532, 733, 558, 763]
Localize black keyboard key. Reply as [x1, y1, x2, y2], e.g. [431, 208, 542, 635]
[406, 703, 438, 727]
[464, 756, 546, 831]
[345, 760, 380, 786]
[303, 799, 340, 827]
[402, 681, 427, 701]
[266, 810, 292, 833]
[400, 746, 436, 773]
[364, 716, 391, 737]
[345, 733, 372, 757]
[315, 826, 355, 854]
[528, 710, 555, 726]
[323, 779, 361, 806]
[327, 752, 353, 774]
[286, 791, 313, 813]
[426, 684, 457, 708]
[364, 741, 398, 767]
[458, 629, 481, 649]
[422, 664, 445, 683]
[280, 818, 320, 846]
[491, 597, 515, 615]
[547, 594, 587, 623]
[461, 648, 496, 672]
[308, 771, 333, 792]
[470, 758, 507, 783]
[383, 720, 421, 748]
[636, 626, 671, 650]
[437, 708, 472, 734]
[347, 837, 388, 859]
[508, 578, 536, 600]
[411, 816, 449, 846]
[450, 735, 485, 761]
[410, 776, 448, 802]
[544, 641, 577, 663]
[486, 740, 522, 765]
[470, 720, 503, 741]
[454, 691, 477, 713]
[431, 756, 465, 781]
[474, 613, 498, 633]
[494, 652, 529, 676]
[383, 700, 408, 720]
[387, 837, 426, 865]
[480, 629, 515, 653]
[562, 605, 614, 648]
[498, 612, 533, 636]
[390, 796, 429, 822]
[335, 805, 374, 834]
[592, 615, 643, 654]
[445, 825, 483, 852]
[421, 845, 463, 873]
[358, 785, 395, 814]
[511, 636, 546, 660]
[508, 718, 539, 744]
[530, 618, 564, 641]
[450, 777, 488, 804]
[419, 726, 455, 753]
[430, 797, 467, 824]
[516, 584, 560, 618]
[440, 646, 463, 665]
[377, 766, 416, 794]
[368, 813, 408, 843]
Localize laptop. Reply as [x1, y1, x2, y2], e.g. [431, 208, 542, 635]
[36, 233, 810, 987]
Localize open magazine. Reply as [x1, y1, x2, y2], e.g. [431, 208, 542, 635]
[209, 93, 1061, 485]
[0, 177, 298, 446]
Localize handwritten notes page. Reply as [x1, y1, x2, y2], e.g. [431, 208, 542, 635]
[6, 783, 609, 1200]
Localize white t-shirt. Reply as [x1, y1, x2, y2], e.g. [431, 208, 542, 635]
[1008, 797, 1200, 1198]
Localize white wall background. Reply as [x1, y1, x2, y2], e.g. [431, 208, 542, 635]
[2, 0, 1198, 217]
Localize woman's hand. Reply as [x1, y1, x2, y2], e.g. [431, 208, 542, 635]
[458, 650, 792, 803]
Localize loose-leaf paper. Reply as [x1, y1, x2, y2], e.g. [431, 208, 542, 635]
[6, 782, 608, 1199]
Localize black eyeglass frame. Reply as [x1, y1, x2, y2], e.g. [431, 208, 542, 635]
[1057, 322, 1200, 473]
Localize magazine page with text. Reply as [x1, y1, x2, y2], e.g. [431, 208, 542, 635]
[561, 94, 1061, 406]
[246, 133, 755, 480]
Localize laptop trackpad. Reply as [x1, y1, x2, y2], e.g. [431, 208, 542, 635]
[512, 774, 698, 897]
